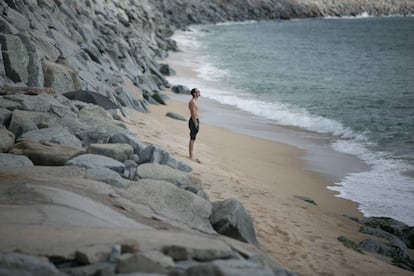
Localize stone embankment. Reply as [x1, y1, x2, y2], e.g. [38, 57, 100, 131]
[0, 0, 413, 275]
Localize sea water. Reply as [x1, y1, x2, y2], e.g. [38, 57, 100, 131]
[166, 16, 414, 225]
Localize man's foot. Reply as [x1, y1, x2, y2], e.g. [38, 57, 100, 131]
[188, 157, 201, 164]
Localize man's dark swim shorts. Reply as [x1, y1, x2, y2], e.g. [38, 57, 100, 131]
[189, 118, 199, 140]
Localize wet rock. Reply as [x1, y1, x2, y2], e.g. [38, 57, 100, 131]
[359, 238, 408, 260]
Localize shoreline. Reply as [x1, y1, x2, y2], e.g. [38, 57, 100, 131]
[125, 95, 414, 275]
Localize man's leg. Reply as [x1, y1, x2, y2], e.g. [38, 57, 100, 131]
[189, 139, 195, 159]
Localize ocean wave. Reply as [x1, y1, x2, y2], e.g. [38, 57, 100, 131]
[329, 139, 414, 225]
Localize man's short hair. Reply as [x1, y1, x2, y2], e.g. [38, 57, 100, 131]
[191, 88, 197, 96]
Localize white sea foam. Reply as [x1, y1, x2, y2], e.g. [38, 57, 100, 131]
[215, 20, 257, 26]
[330, 140, 414, 225]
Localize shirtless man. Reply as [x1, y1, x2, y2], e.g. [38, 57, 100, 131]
[188, 88, 201, 160]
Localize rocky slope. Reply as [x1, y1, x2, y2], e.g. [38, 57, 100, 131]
[0, 0, 413, 275]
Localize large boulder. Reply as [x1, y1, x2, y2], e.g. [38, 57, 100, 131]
[2, 93, 69, 113]
[42, 60, 81, 94]
[87, 143, 134, 162]
[0, 33, 43, 86]
[136, 163, 191, 188]
[66, 153, 125, 174]
[119, 179, 214, 234]
[17, 127, 82, 147]
[85, 168, 130, 188]
[359, 239, 408, 260]
[210, 199, 259, 247]
[108, 132, 147, 156]
[9, 141, 85, 166]
[362, 217, 409, 237]
[0, 253, 63, 276]
[139, 144, 192, 172]
[8, 110, 58, 137]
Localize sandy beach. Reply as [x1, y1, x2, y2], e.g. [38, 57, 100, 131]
[122, 95, 412, 275]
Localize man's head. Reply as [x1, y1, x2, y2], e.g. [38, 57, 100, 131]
[191, 88, 200, 98]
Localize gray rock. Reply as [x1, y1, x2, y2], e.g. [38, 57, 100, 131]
[401, 227, 414, 249]
[2, 6, 30, 32]
[55, 115, 127, 146]
[172, 85, 190, 95]
[136, 163, 191, 188]
[0, 253, 63, 276]
[78, 104, 115, 121]
[8, 109, 58, 137]
[362, 217, 409, 236]
[360, 226, 408, 251]
[0, 97, 22, 110]
[108, 132, 147, 156]
[85, 168, 130, 188]
[66, 153, 125, 174]
[119, 179, 214, 234]
[75, 244, 113, 265]
[183, 259, 277, 276]
[0, 107, 12, 127]
[210, 199, 259, 247]
[0, 127, 15, 152]
[27, 30, 60, 62]
[61, 262, 116, 276]
[359, 239, 408, 259]
[159, 63, 176, 76]
[116, 252, 173, 274]
[87, 143, 134, 162]
[0, 33, 43, 86]
[123, 159, 138, 180]
[17, 127, 82, 147]
[294, 195, 317, 206]
[3, 93, 65, 112]
[42, 60, 81, 94]
[9, 141, 85, 166]
[140, 144, 192, 172]
[0, 152, 33, 168]
[166, 111, 186, 121]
